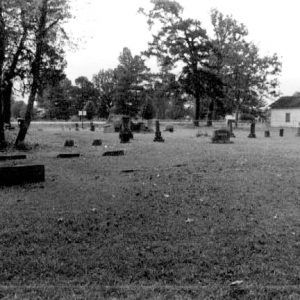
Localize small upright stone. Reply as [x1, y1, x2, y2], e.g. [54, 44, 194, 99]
[264, 130, 270, 137]
[297, 127, 300, 137]
[75, 123, 79, 131]
[227, 120, 235, 138]
[165, 125, 174, 132]
[212, 128, 231, 143]
[92, 139, 102, 146]
[154, 120, 164, 142]
[90, 122, 95, 132]
[64, 140, 74, 147]
[248, 121, 256, 138]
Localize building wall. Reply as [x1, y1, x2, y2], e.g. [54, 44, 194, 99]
[271, 108, 300, 127]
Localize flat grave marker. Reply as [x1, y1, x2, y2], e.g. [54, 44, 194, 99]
[57, 153, 80, 158]
[103, 150, 125, 157]
[0, 155, 27, 161]
[0, 165, 45, 186]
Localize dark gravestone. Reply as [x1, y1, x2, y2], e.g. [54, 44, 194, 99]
[154, 120, 164, 142]
[0, 155, 27, 161]
[265, 130, 270, 137]
[279, 128, 284, 137]
[227, 120, 235, 137]
[75, 123, 79, 131]
[297, 127, 300, 137]
[92, 139, 102, 146]
[64, 140, 74, 147]
[57, 153, 80, 158]
[90, 122, 95, 132]
[212, 128, 231, 143]
[248, 122, 256, 138]
[0, 165, 45, 186]
[103, 150, 125, 157]
[119, 116, 133, 143]
[165, 125, 174, 132]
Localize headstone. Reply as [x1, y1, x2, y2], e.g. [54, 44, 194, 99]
[119, 116, 133, 143]
[279, 128, 284, 137]
[265, 130, 270, 137]
[103, 124, 114, 133]
[75, 123, 79, 131]
[227, 120, 235, 138]
[92, 139, 102, 146]
[57, 153, 80, 158]
[165, 125, 174, 132]
[64, 140, 74, 147]
[0, 165, 45, 186]
[211, 128, 231, 143]
[90, 122, 95, 132]
[0, 155, 27, 161]
[297, 127, 300, 137]
[103, 150, 125, 157]
[248, 122, 256, 138]
[154, 120, 164, 142]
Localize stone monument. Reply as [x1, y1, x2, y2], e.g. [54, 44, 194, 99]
[248, 121, 256, 138]
[119, 115, 133, 143]
[154, 120, 164, 142]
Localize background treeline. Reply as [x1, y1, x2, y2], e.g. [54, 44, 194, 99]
[0, 0, 282, 148]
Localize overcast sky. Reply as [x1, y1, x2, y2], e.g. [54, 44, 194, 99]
[64, 0, 300, 96]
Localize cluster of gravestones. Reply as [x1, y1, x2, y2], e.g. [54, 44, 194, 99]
[212, 120, 287, 144]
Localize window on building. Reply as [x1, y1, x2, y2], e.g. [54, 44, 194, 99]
[286, 113, 291, 123]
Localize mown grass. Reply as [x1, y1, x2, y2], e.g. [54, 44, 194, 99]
[0, 123, 300, 299]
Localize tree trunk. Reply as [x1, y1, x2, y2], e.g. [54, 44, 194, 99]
[235, 108, 239, 128]
[0, 0, 6, 148]
[15, 0, 48, 147]
[15, 88, 36, 147]
[194, 95, 200, 127]
[206, 99, 214, 126]
[3, 81, 12, 125]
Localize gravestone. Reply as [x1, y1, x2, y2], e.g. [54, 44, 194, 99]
[64, 140, 74, 147]
[248, 122, 256, 138]
[227, 120, 235, 137]
[154, 120, 164, 142]
[264, 130, 270, 137]
[57, 153, 80, 158]
[119, 116, 133, 143]
[75, 123, 79, 131]
[90, 122, 95, 132]
[0, 165, 45, 186]
[297, 127, 300, 137]
[211, 128, 231, 143]
[103, 150, 125, 157]
[0, 155, 27, 161]
[165, 125, 174, 132]
[92, 139, 102, 146]
[279, 128, 284, 137]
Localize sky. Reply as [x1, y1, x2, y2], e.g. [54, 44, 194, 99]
[64, 0, 300, 97]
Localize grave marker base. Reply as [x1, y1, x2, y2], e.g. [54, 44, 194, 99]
[0, 165, 45, 186]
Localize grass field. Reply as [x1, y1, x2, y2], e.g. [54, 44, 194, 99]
[0, 122, 300, 299]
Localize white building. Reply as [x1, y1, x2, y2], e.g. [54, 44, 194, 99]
[270, 96, 300, 127]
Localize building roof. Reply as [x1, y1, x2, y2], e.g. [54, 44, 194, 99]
[270, 96, 300, 109]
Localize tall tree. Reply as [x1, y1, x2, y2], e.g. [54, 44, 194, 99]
[112, 47, 150, 117]
[210, 9, 281, 124]
[15, 0, 71, 147]
[92, 69, 116, 118]
[140, 0, 222, 126]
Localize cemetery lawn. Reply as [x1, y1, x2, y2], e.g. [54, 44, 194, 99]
[0, 123, 300, 299]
